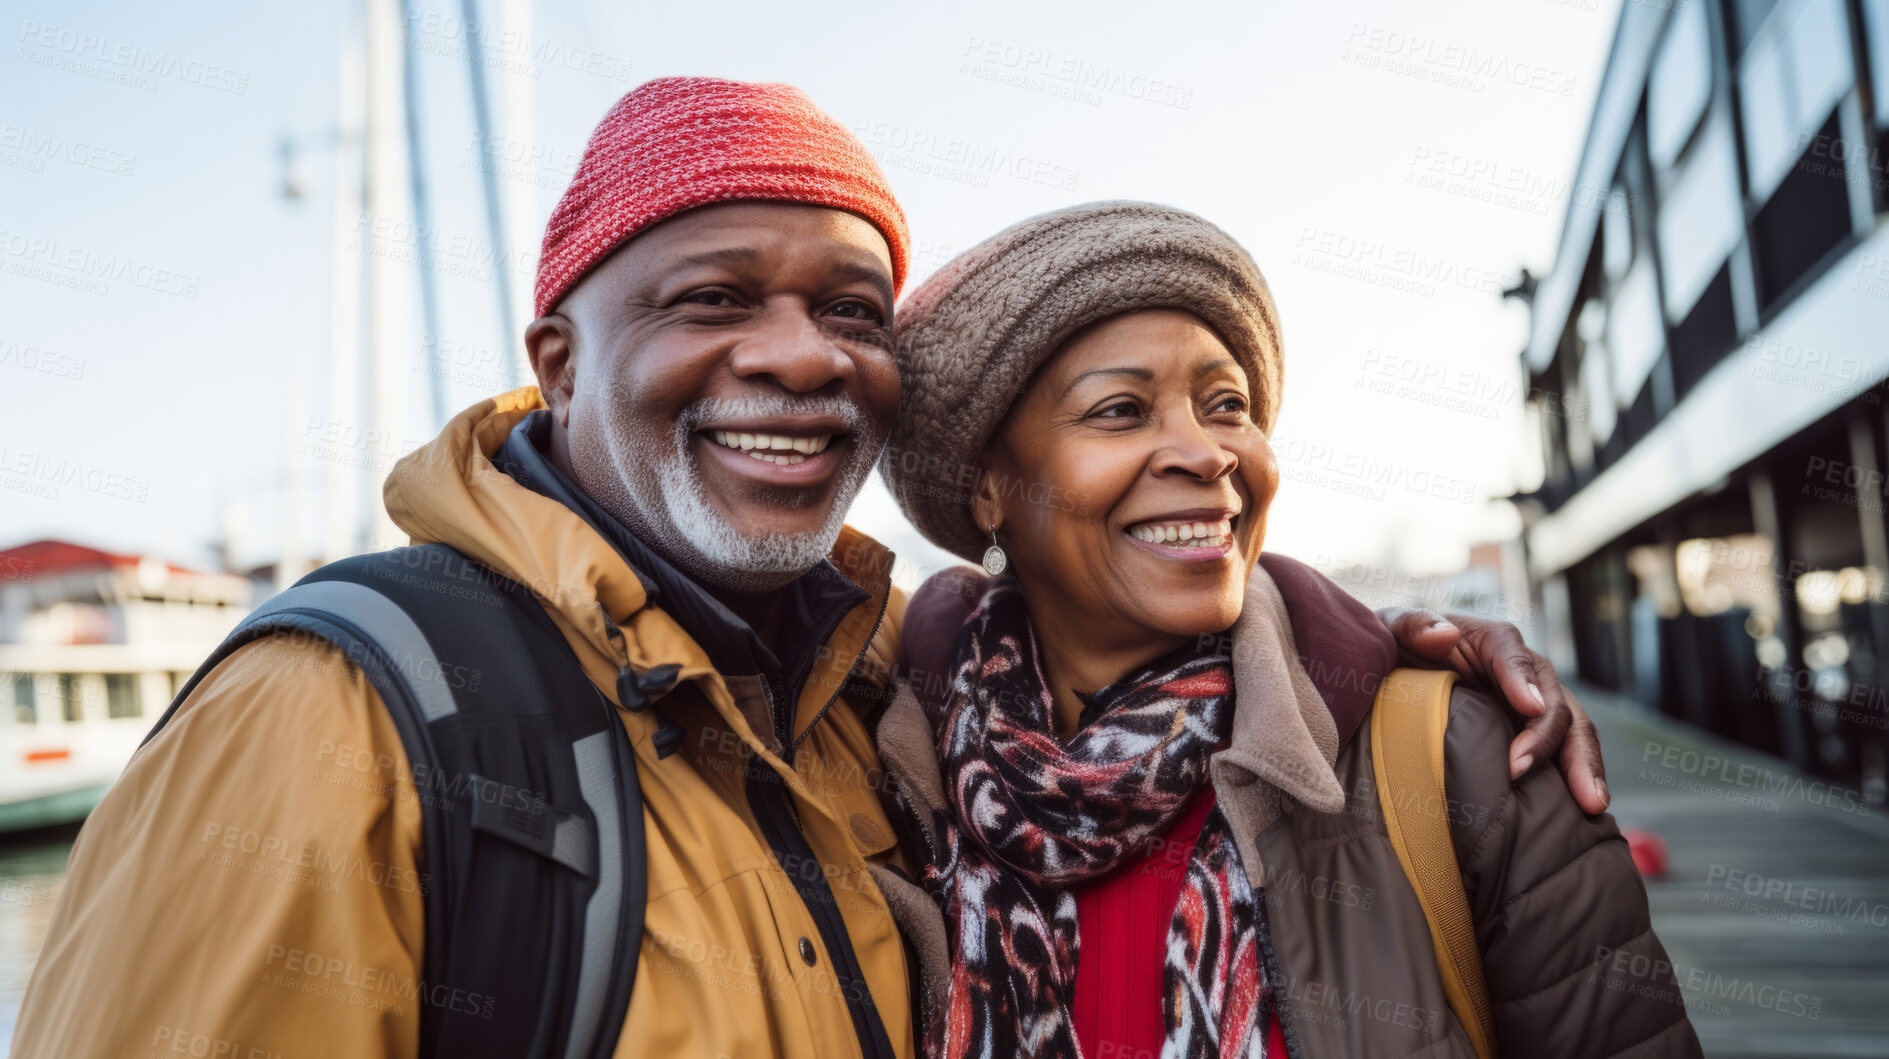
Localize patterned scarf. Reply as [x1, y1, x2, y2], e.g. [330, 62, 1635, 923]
[919, 576, 1268, 1059]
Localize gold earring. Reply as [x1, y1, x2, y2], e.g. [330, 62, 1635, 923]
[982, 524, 1008, 576]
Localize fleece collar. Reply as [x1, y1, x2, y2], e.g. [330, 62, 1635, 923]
[1209, 563, 1348, 887]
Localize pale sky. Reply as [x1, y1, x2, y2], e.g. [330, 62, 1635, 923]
[0, 0, 1622, 591]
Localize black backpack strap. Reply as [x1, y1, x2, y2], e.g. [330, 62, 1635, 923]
[150, 546, 645, 1059]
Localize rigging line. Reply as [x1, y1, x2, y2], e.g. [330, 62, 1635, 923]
[400, 0, 448, 431]
[459, 0, 521, 388]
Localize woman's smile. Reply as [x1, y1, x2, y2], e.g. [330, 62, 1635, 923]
[1121, 508, 1240, 560]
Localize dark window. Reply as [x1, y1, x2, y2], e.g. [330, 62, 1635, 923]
[1657, 113, 1744, 321]
[1624, 373, 1660, 446]
[1752, 111, 1856, 311]
[1861, 0, 1889, 209]
[1670, 264, 1740, 397]
[11, 674, 34, 725]
[106, 673, 140, 719]
[1738, 0, 1856, 204]
[59, 675, 82, 722]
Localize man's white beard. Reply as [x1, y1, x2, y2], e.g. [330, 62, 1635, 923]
[577, 393, 883, 593]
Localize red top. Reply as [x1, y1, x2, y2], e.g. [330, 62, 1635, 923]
[1071, 787, 1286, 1059]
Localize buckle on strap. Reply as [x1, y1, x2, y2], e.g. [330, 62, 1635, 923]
[464, 773, 597, 878]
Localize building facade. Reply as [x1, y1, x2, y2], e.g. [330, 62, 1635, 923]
[1518, 0, 1889, 803]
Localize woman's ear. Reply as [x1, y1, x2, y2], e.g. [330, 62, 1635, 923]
[969, 454, 1004, 536]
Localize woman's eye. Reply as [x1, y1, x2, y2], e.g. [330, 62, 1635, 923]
[1211, 395, 1249, 415]
[1094, 400, 1142, 420]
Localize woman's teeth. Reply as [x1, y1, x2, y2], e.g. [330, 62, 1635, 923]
[1128, 519, 1233, 548]
[707, 430, 833, 466]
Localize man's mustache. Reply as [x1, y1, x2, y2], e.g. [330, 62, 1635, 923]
[676, 395, 870, 436]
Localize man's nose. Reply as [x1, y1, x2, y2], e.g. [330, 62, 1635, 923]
[726, 300, 856, 394]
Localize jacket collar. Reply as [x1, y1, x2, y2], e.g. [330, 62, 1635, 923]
[1209, 562, 1350, 885]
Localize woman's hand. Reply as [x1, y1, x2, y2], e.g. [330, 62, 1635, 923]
[1376, 606, 1609, 814]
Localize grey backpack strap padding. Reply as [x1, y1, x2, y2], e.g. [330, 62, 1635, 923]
[564, 730, 625, 1059]
[148, 579, 457, 754]
[239, 580, 460, 720]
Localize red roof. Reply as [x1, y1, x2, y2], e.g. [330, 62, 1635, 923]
[0, 539, 201, 582]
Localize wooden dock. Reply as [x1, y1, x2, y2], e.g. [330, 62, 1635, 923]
[1581, 685, 1889, 1057]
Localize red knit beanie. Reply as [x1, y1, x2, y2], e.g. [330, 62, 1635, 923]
[534, 76, 909, 317]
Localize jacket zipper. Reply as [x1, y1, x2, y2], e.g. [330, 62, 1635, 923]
[744, 761, 898, 1059]
[746, 588, 899, 1059]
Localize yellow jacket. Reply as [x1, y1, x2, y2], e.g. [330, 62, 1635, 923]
[12, 389, 914, 1059]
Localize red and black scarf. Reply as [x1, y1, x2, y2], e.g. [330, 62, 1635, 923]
[920, 576, 1269, 1059]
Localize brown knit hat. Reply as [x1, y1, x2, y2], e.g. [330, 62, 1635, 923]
[881, 200, 1283, 562]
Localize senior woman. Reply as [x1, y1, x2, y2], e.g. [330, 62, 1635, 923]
[867, 202, 1700, 1059]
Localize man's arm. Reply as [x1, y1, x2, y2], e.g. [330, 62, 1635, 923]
[1377, 605, 1610, 813]
[11, 635, 425, 1059]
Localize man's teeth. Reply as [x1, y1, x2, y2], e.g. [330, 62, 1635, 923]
[707, 430, 834, 465]
[1127, 519, 1234, 548]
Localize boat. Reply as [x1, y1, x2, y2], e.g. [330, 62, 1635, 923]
[0, 540, 250, 832]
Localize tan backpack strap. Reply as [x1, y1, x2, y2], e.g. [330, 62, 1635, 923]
[1371, 668, 1497, 1059]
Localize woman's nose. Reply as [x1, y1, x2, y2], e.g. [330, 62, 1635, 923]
[1151, 417, 1237, 480]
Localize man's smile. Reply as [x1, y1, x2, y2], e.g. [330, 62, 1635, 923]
[706, 429, 836, 466]
[694, 417, 852, 486]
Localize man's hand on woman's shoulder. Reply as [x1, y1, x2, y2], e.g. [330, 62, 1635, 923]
[1376, 603, 1609, 814]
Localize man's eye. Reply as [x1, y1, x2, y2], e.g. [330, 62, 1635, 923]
[682, 289, 740, 308]
[826, 300, 884, 325]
